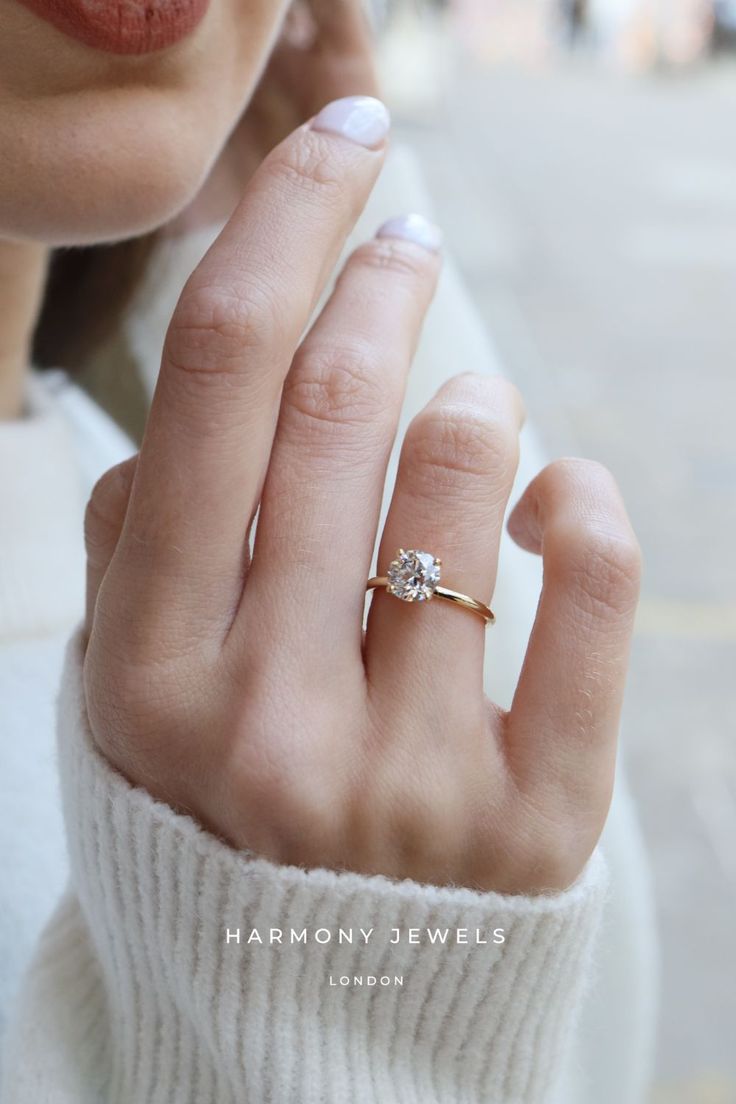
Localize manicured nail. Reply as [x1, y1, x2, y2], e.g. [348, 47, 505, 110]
[311, 95, 391, 149]
[376, 213, 443, 253]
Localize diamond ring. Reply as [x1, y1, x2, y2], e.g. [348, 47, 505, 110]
[366, 548, 495, 625]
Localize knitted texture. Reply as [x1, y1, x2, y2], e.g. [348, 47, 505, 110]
[2, 634, 607, 1103]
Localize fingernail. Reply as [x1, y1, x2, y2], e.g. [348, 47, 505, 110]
[376, 213, 443, 253]
[311, 95, 391, 149]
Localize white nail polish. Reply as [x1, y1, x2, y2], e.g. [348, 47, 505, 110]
[311, 96, 391, 149]
[376, 214, 443, 253]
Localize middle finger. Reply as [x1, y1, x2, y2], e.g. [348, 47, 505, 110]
[242, 217, 442, 661]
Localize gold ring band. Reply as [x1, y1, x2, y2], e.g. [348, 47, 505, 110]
[367, 578, 496, 624]
[366, 548, 495, 626]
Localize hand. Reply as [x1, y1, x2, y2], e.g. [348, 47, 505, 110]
[266, 0, 379, 118]
[83, 102, 641, 895]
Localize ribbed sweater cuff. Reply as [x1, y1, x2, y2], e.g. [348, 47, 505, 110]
[58, 633, 607, 1104]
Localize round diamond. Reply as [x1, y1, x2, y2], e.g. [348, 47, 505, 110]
[387, 549, 441, 602]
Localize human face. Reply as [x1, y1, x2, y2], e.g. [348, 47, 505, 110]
[0, 0, 291, 244]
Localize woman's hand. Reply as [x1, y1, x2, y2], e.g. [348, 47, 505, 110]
[83, 99, 641, 896]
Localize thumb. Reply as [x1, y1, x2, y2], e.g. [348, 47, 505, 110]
[309, 0, 376, 54]
[84, 456, 137, 637]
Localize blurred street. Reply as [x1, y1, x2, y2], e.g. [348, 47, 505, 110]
[392, 42, 736, 1104]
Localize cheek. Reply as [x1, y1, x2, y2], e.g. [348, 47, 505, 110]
[0, 0, 289, 245]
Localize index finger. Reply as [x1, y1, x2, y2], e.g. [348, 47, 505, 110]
[116, 97, 390, 629]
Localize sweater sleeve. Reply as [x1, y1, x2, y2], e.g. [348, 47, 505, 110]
[1, 634, 607, 1104]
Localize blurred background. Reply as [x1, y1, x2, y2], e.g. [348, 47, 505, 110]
[376, 2, 736, 1102]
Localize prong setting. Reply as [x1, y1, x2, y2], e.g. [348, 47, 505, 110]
[386, 549, 441, 602]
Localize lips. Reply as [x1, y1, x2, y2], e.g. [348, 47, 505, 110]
[16, 0, 210, 54]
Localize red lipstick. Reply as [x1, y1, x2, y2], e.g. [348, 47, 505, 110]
[15, 0, 210, 55]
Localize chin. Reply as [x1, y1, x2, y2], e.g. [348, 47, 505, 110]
[0, 0, 290, 247]
[0, 93, 230, 246]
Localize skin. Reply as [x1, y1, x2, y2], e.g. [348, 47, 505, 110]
[0, 0, 290, 243]
[1, 0, 641, 894]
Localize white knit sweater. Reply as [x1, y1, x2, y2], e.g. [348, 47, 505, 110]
[0, 148, 657, 1102]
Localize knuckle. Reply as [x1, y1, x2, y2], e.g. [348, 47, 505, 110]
[405, 403, 519, 490]
[561, 525, 642, 619]
[265, 131, 346, 204]
[165, 282, 276, 380]
[541, 458, 642, 619]
[347, 237, 435, 281]
[284, 342, 386, 435]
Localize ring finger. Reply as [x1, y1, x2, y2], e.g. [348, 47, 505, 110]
[365, 373, 524, 701]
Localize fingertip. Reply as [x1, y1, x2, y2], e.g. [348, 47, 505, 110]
[376, 213, 443, 254]
[507, 501, 543, 556]
[310, 95, 391, 150]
